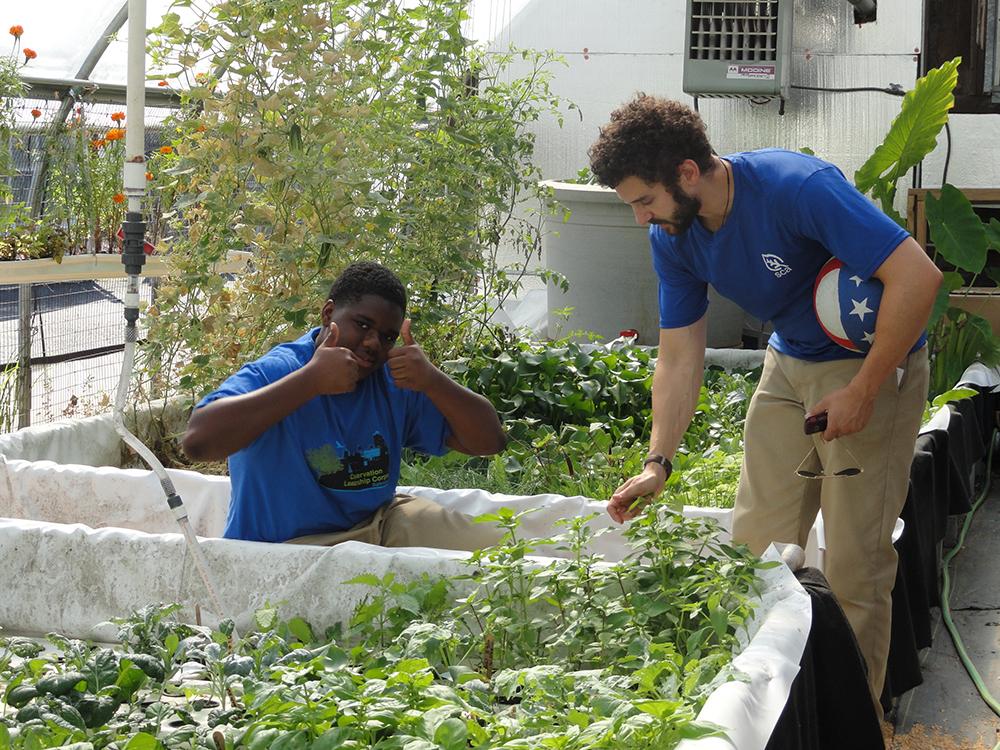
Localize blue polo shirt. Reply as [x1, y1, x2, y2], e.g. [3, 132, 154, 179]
[197, 328, 451, 542]
[651, 148, 921, 360]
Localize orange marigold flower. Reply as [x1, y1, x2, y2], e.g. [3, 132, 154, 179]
[30, 108, 41, 119]
[9, 25, 24, 38]
[159, 146, 173, 154]
[195, 123, 206, 132]
[157, 80, 169, 87]
[90, 139, 106, 149]
[22, 48, 36, 61]
[145, 171, 153, 181]
[112, 193, 126, 204]
[105, 128, 125, 141]
[110, 111, 125, 123]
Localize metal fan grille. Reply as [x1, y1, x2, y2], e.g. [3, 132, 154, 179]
[689, 1, 780, 62]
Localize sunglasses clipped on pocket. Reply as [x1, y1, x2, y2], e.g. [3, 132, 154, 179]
[796, 411, 864, 479]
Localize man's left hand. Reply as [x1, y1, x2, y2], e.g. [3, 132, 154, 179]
[807, 383, 875, 440]
[387, 319, 436, 391]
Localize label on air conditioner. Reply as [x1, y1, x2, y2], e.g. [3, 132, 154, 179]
[727, 64, 776, 80]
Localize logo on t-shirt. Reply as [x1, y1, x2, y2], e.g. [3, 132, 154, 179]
[761, 253, 792, 278]
[307, 433, 391, 491]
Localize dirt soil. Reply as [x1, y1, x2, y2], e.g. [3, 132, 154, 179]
[122, 436, 229, 476]
[884, 722, 1000, 750]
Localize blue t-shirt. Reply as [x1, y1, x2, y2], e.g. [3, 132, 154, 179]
[652, 148, 922, 361]
[196, 328, 451, 543]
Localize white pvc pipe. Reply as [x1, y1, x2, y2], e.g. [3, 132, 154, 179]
[123, 0, 146, 212]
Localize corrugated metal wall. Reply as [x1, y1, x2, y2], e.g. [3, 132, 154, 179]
[499, 0, 919, 195]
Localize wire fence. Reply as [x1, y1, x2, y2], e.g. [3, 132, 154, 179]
[2, 100, 176, 430]
[0, 277, 156, 429]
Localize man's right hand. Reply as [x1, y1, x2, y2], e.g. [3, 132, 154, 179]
[306, 322, 360, 395]
[607, 465, 667, 523]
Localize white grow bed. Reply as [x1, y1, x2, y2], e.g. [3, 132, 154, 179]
[0, 411, 810, 750]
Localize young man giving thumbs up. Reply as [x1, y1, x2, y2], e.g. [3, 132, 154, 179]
[182, 261, 507, 549]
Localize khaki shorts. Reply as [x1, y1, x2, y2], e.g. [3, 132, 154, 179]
[284, 493, 504, 551]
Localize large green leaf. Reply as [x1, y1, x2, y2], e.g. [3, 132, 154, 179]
[925, 184, 989, 273]
[932, 387, 977, 408]
[929, 271, 964, 327]
[984, 266, 1000, 287]
[968, 314, 1000, 365]
[123, 734, 162, 750]
[855, 57, 960, 194]
[986, 218, 1000, 251]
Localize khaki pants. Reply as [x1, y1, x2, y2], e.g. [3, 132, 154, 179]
[285, 493, 504, 551]
[732, 346, 929, 706]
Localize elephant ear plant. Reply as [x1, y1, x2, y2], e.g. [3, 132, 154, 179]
[854, 56, 1000, 398]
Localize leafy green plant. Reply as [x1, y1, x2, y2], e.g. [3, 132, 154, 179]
[405, 419, 649, 499]
[444, 339, 656, 440]
[343, 571, 450, 653]
[405, 347, 758, 506]
[666, 450, 743, 509]
[0, 218, 70, 261]
[681, 367, 758, 456]
[142, 0, 569, 402]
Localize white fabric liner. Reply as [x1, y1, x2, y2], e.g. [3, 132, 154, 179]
[0, 416, 809, 750]
[954, 362, 1000, 390]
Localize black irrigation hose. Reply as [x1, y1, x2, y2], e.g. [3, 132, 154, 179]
[942, 121, 952, 187]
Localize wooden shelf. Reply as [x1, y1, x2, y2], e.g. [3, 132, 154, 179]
[907, 188, 1000, 251]
[0, 251, 252, 285]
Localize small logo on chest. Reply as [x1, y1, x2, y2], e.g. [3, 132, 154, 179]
[761, 253, 792, 278]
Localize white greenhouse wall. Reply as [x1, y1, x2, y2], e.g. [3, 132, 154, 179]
[492, 0, 996, 275]
[922, 114, 1000, 188]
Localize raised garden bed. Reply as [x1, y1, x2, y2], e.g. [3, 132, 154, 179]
[0, 397, 810, 750]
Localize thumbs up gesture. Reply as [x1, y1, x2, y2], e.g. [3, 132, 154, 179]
[306, 322, 360, 395]
[387, 319, 435, 391]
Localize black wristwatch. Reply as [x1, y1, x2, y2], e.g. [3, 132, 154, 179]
[643, 454, 673, 479]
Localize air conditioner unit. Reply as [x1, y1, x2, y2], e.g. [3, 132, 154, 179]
[683, 1, 793, 107]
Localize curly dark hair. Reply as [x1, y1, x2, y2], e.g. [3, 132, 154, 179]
[588, 94, 716, 189]
[327, 261, 407, 313]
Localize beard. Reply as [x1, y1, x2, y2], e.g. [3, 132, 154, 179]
[650, 184, 701, 235]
